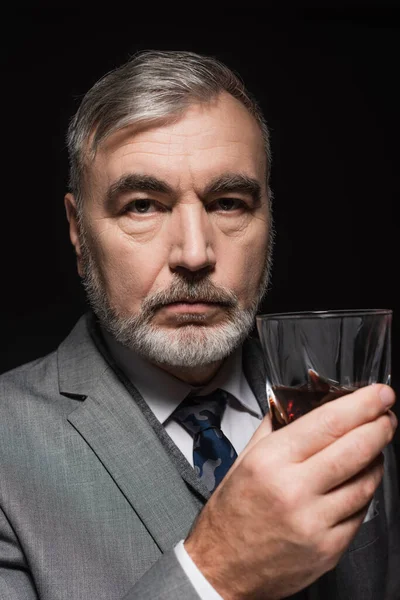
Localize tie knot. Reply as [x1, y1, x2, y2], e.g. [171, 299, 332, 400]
[173, 389, 228, 437]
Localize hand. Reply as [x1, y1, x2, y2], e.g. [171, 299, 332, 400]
[184, 384, 397, 600]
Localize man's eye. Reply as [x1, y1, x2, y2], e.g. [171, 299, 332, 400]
[126, 200, 157, 214]
[215, 198, 244, 211]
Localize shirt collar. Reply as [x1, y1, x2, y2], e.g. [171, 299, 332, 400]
[102, 329, 262, 424]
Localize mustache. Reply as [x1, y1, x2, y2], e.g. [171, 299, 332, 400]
[141, 277, 238, 317]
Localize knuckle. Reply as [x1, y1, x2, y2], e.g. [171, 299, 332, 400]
[351, 470, 381, 510]
[281, 481, 302, 513]
[325, 453, 345, 483]
[317, 537, 340, 569]
[350, 436, 371, 464]
[241, 451, 264, 480]
[319, 408, 344, 440]
[292, 513, 316, 540]
[361, 475, 378, 502]
[242, 448, 282, 492]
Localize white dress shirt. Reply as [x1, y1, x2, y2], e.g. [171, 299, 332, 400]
[104, 331, 265, 599]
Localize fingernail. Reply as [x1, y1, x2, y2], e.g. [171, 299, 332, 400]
[380, 386, 395, 407]
[389, 411, 398, 428]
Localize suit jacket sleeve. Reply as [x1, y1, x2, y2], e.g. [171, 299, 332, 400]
[0, 506, 39, 600]
[0, 510, 199, 600]
[122, 550, 200, 600]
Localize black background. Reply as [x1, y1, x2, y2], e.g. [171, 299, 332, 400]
[1, 5, 399, 432]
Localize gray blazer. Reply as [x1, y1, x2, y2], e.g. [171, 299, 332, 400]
[0, 313, 399, 600]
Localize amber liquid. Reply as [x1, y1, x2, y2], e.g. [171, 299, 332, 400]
[270, 385, 355, 430]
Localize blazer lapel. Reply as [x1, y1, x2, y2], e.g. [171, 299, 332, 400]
[91, 329, 270, 502]
[58, 315, 203, 553]
[86, 315, 212, 503]
[58, 315, 270, 550]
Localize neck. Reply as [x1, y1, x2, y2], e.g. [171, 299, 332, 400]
[155, 360, 224, 386]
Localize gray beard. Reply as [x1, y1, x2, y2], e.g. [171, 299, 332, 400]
[79, 232, 272, 368]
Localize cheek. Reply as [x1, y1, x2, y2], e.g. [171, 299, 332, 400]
[88, 227, 168, 309]
[217, 221, 269, 302]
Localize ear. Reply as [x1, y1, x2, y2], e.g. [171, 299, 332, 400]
[64, 193, 84, 278]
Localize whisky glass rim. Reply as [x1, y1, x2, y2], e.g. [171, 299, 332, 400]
[256, 309, 392, 321]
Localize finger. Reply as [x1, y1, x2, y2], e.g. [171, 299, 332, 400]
[323, 505, 371, 563]
[269, 384, 395, 463]
[305, 411, 395, 493]
[237, 413, 273, 462]
[317, 454, 384, 526]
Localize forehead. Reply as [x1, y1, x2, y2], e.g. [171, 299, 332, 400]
[89, 93, 267, 193]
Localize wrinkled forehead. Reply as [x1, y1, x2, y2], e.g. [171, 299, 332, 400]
[84, 94, 268, 197]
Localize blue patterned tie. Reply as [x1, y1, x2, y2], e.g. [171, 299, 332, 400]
[173, 389, 238, 492]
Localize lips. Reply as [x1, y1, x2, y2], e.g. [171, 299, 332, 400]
[159, 301, 224, 316]
[167, 300, 217, 305]
[162, 299, 227, 307]
[164, 301, 218, 308]
[150, 297, 230, 326]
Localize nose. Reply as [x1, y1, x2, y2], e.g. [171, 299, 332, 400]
[168, 203, 216, 275]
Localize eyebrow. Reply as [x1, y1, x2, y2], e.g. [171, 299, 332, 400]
[202, 174, 262, 204]
[105, 174, 174, 208]
[105, 172, 262, 209]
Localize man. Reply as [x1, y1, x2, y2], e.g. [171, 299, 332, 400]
[0, 50, 398, 600]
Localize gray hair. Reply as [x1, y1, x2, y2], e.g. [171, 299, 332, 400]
[66, 50, 271, 207]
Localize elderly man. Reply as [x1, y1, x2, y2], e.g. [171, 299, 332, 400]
[0, 50, 398, 600]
